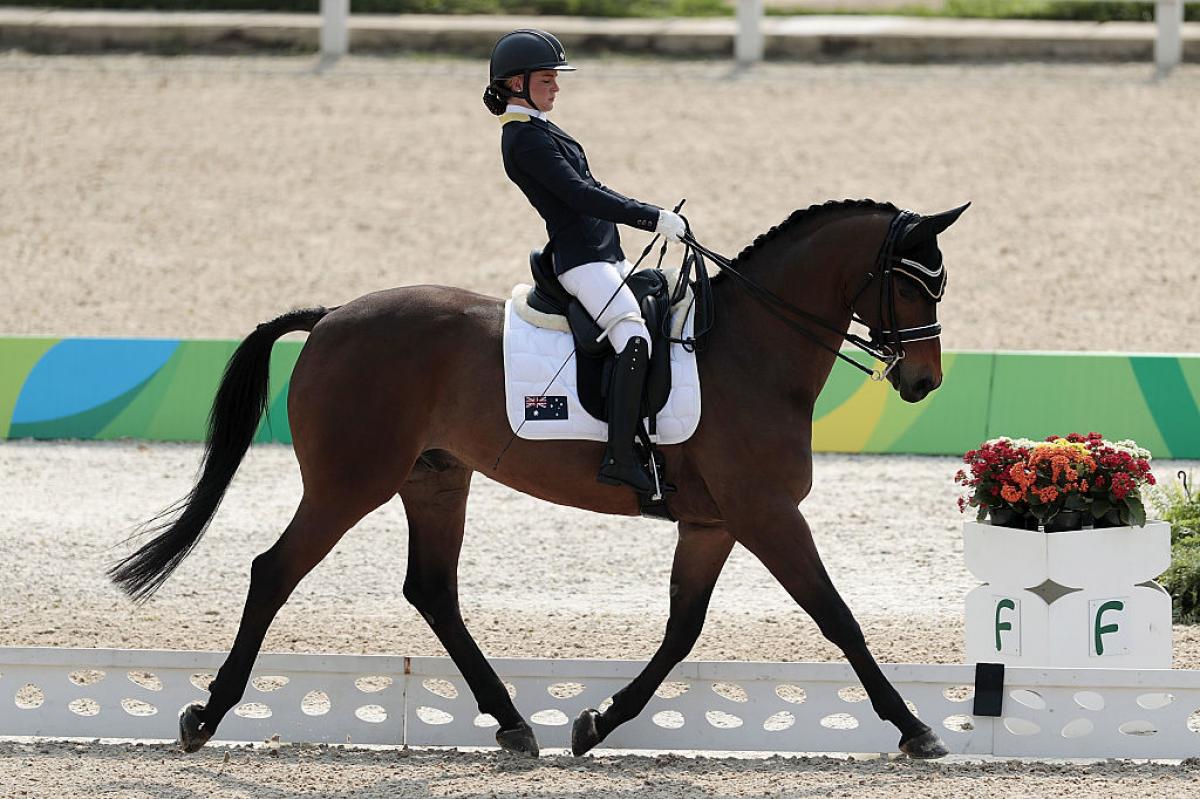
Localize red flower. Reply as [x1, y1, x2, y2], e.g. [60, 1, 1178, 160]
[1110, 472, 1136, 500]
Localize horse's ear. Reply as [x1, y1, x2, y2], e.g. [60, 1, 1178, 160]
[901, 202, 971, 246]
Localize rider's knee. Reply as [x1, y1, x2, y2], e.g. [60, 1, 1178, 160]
[611, 319, 652, 357]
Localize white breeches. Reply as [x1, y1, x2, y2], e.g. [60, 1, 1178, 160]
[558, 259, 652, 357]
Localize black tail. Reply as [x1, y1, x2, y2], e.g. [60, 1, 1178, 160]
[108, 307, 331, 603]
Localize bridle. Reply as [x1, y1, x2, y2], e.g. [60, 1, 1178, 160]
[672, 209, 944, 382]
[845, 209, 944, 378]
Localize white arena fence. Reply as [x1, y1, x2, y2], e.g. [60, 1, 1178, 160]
[732, 2, 1200, 76]
[316, 0, 1196, 75]
[4, 648, 1200, 758]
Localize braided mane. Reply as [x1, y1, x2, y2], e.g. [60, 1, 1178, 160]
[729, 199, 899, 267]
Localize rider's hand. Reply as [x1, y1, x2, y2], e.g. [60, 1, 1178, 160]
[655, 209, 687, 243]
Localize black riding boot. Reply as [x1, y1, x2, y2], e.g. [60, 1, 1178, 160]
[598, 336, 654, 493]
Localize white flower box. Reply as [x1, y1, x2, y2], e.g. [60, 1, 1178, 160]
[962, 520, 1172, 668]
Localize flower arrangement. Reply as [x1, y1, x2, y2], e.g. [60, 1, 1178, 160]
[955, 432, 1156, 531]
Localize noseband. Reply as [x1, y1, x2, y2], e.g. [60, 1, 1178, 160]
[674, 209, 943, 381]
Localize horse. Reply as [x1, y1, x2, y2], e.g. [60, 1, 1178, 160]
[109, 198, 969, 759]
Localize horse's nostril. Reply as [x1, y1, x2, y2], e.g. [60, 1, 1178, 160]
[913, 377, 934, 397]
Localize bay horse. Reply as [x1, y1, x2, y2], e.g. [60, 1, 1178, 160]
[109, 198, 969, 759]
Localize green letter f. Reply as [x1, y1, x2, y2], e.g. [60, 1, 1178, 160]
[995, 599, 1016, 652]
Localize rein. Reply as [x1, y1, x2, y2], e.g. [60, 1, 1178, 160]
[674, 209, 938, 381]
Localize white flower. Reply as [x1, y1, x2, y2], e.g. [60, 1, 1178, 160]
[1111, 439, 1153, 460]
[984, 436, 1039, 449]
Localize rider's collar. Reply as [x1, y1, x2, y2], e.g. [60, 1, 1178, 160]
[504, 103, 548, 120]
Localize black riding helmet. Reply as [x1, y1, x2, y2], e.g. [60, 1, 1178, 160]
[488, 29, 575, 112]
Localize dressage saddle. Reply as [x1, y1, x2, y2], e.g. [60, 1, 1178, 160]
[526, 248, 674, 426]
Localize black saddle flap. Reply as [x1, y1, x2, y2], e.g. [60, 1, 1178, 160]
[527, 248, 572, 315]
[568, 303, 609, 358]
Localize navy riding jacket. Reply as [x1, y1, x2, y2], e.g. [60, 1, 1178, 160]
[500, 111, 659, 275]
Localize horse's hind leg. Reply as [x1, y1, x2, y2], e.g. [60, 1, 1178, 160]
[179, 491, 383, 753]
[572, 522, 735, 756]
[399, 452, 537, 756]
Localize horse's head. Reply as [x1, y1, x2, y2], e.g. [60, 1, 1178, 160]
[853, 203, 970, 403]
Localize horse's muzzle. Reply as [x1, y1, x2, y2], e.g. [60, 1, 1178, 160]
[889, 368, 941, 403]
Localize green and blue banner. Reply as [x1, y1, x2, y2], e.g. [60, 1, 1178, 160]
[2, 338, 1198, 457]
[0, 338, 301, 444]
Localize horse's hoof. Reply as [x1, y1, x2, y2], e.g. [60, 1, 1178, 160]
[496, 722, 539, 758]
[899, 729, 949, 759]
[178, 702, 213, 754]
[571, 708, 604, 756]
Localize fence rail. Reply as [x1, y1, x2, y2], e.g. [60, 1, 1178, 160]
[308, 1, 1197, 74]
[728, 0, 1198, 75]
[4, 648, 1200, 758]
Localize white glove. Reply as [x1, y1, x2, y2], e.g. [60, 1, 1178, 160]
[655, 209, 687, 243]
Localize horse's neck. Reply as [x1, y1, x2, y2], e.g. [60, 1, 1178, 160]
[711, 213, 887, 409]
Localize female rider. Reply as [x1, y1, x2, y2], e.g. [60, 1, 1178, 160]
[483, 28, 687, 494]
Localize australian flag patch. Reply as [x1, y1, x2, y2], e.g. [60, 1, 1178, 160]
[524, 395, 568, 421]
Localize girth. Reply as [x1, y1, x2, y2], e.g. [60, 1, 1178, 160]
[526, 248, 674, 425]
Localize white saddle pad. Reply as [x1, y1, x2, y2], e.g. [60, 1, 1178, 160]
[502, 292, 702, 445]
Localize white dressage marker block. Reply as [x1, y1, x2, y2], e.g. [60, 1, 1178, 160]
[964, 521, 1172, 668]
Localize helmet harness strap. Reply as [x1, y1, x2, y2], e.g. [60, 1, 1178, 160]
[496, 70, 541, 112]
[518, 70, 540, 112]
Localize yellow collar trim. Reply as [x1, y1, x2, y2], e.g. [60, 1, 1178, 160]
[499, 112, 531, 125]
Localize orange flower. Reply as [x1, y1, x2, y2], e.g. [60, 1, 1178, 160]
[1037, 486, 1059, 503]
[1052, 455, 1071, 483]
[1027, 445, 1095, 490]
[1009, 463, 1036, 489]
[1001, 485, 1024, 503]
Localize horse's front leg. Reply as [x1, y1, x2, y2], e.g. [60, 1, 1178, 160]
[732, 502, 948, 759]
[572, 521, 734, 756]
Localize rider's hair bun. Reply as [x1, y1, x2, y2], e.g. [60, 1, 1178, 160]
[482, 84, 507, 116]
